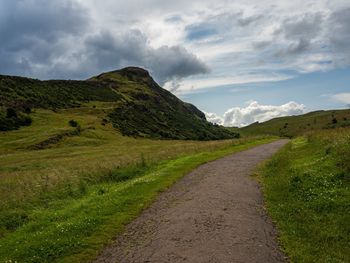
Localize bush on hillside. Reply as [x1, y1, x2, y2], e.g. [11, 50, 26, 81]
[0, 110, 32, 131]
[68, 120, 79, 127]
[6, 108, 17, 118]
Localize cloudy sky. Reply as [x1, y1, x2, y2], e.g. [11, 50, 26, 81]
[1, 0, 350, 126]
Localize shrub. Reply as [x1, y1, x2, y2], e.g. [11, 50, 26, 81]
[24, 107, 32, 114]
[19, 116, 32, 126]
[6, 108, 17, 118]
[0, 111, 32, 131]
[68, 120, 78, 127]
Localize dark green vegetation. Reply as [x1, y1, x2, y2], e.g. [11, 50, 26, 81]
[238, 109, 350, 137]
[0, 75, 120, 109]
[0, 67, 238, 139]
[259, 128, 350, 262]
[0, 107, 32, 131]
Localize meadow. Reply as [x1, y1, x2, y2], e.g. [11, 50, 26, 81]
[0, 104, 274, 262]
[2, 99, 349, 263]
[237, 109, 350, 137]
[258, 128, 350, 262]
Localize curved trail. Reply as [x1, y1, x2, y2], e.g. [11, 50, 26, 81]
[94, 140, 289, 263]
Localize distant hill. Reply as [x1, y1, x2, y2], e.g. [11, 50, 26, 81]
[0, 67, 238, 140]
[236, 109, 350, 137]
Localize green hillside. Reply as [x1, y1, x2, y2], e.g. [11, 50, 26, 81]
[0, 67, 238, 140]
[0, 103, 272, 262]
[238, 109, 350, 137]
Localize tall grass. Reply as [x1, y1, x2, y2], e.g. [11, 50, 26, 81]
[0, 108, 269, 211]
[0, 135, 270, 211]
[260, 128, 350, 262]
[0, 136, 275, 262]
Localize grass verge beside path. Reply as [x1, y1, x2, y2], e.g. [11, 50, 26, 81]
[259, 128, 350, 263]
[0, 138, 275, 263]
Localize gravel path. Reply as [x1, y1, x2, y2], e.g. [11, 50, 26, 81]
[94, 140, 289, 263]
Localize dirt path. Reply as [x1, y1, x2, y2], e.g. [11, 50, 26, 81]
[94, 140, 289, 263]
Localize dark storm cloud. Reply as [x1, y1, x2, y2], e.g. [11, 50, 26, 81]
[271, 12, 325, 58]
[0, 0, 88, 46]
[84, 30, 148, 70]
[0, 0, 209, 83]
[147, 45, 210, 84]
[0, 0, 89, 77]
[279, 12, 324, 41]
[272, 9, 350, 62]
[329, 7, 350, 65]
[83, 30, 209, 84]
[329, 8, 350, 47]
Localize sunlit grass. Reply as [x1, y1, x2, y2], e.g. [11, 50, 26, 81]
[0, 105, 276, 262]
[259, 128, 350, 262]
[238, 109, 350, 137]
[0, 106, 257, 208]
[0, 139, 275, 263]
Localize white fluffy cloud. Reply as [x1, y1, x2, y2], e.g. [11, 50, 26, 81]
[205, 101, 305, 127]
[332, 93, 350, 105]
[204, 111, 224, 125]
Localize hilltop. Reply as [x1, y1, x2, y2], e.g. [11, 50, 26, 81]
[0, 67, 238, 140]
[235, 109, 350, 137]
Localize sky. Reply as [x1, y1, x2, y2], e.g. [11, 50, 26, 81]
[1, 0, 350, 126]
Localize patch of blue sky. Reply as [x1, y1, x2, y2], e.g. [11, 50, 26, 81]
[179, 67, 350, 115]
[185, 23, 217, 40]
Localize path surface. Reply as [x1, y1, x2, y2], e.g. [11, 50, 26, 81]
[94, 140, 289, 263]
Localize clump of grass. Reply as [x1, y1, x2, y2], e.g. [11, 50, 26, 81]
[260, 128, 350, 262]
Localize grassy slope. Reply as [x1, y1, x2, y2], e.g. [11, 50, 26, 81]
[0, 103, 240, 207]
[0, 104, 274, 262]
[92, 68, 237, 140]
[238, 109, 350, 137]
[258, 128, 350, 262]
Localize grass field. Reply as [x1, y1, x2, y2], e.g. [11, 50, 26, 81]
[258, 128, 350, 262]
[237, 109, 350, 137]
[0, 104, 275, 262]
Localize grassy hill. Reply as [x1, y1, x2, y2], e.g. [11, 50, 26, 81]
[0, 67, 238, 140]
[237, 109, 350, 137]
[0, 102, 273, 262]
